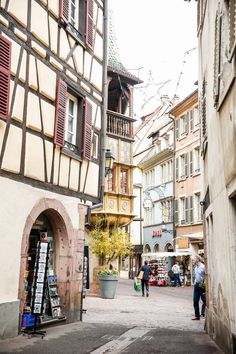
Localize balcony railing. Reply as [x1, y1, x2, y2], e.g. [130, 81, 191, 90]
[107, 110, 134, 140]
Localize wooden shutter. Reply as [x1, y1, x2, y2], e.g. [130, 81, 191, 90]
[175, 119, 179, 139]
[59, 0, 69, 23]
[86, 0, 94, 49]
[54, 78, 67, 147]
[190, 109, 194, 130]
[184, 153, 188, 177]
[0, 35, 11, 121]
[83, 99, 92, 160]
[175, 157, 179, 180]
[189, 196, 193, 223]
[185, 197, 189, 223]
[174, 199, 179, 226]
[189, 151, 193, 175]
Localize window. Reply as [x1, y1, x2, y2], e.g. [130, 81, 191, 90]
[194, 147, 200, 173]
[179, 113, 189, 136]
[161, 199, 172, 223]
[70, 0, 79, 28]
[65, 93, 77, 145]
[161, 160, 173, 183]
[92, 133, 98, 159]
[54, 78, 92, 160]
[144, 206, 153, 226]
[59, 0, 93, 48]
[185, 196, 193, 224]
[180, 197, 186, 224]
[0, 35, 11, 121]
[194, 193, 202, 222]
[120, 168, 128, 194]
[144, 169, 155, 188]
[107, 168, 115, 192]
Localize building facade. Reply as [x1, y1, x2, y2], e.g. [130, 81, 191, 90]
[132, 102, 174, 262]
[198, 0, 236, 352]
[170, 89, 203, 257]
[0, 0, 106, 339]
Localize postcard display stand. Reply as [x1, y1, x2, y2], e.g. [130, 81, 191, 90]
[22, 241, 49, 338]
[47, 275, 64, 319]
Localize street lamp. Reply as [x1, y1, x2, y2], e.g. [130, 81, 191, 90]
[105, 149, 115, 176]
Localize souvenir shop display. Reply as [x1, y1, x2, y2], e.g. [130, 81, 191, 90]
[22, 240, 49, 338]
[148, 258, 168, 286]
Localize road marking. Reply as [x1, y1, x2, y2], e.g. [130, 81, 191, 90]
[141, 336, 153, 341]
[90, 327, 152, 354]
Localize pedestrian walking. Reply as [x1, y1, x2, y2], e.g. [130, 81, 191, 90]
[172, 262, 182, 287]
[138, 261, 152, 297]
[192, 255, 206, 320]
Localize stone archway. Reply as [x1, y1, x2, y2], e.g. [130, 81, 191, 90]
[18, 198, 75, 319]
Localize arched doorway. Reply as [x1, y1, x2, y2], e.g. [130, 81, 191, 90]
[18, 198, 78, 327]
[165, 243, 173, 252]
[154, 243, 160, 252]
[144, 244, 151, 253]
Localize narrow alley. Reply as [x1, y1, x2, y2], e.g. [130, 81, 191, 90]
[0, 279, 223, 354]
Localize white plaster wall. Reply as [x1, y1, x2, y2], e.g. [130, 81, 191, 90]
[0, 177, 83, 302]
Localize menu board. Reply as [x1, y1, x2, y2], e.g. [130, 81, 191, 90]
[31, 241, 49, 315]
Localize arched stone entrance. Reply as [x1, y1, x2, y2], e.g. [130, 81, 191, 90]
[18, 198, 78, 324]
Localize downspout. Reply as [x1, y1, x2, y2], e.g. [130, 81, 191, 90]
[81, 0, 108, 321]
[168, 114, 176, 251]
[99, 0, 108, 204]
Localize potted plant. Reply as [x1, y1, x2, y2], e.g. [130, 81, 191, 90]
[97, 268, 119, 299]
[89, 217, 131, 299]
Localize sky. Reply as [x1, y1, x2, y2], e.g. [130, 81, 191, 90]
[108, 0, 198, 117]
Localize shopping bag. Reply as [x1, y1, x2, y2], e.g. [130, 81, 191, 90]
[134, 277, 141, 292]
[137, 270, 144, 280]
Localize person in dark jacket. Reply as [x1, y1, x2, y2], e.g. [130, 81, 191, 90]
[138, 261, 152, 297]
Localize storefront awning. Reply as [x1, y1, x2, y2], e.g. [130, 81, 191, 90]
[141, 251, 191, 259]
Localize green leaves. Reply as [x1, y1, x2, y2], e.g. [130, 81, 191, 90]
[89, 217, 131, 265]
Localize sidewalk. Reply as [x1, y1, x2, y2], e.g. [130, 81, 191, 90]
[0, 279, 224, 353]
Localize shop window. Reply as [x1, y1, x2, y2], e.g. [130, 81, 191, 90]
[54, 78, 92, 160]
[0, 34, 11, 121]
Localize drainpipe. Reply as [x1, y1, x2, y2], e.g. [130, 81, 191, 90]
[99, 0, 108, 204]
[168, 114, 176, 251]
[81, 0, 108, 321]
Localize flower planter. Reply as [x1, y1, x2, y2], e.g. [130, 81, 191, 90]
[98, 275, 119, 299]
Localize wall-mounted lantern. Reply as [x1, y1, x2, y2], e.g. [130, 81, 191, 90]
[105, 149, 115, 176]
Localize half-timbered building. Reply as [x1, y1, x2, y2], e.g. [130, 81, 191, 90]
[0, 0, 106, 338]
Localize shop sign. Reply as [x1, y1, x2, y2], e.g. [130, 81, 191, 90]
[152, 230, 162, 237]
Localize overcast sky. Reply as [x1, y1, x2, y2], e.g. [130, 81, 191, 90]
[108, 0, 198, 117]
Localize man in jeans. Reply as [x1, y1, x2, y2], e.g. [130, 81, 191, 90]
[192, 255, 206, 320]
[138, 261, 152, 297]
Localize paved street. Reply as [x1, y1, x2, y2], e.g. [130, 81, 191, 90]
[0, 279, 223, 354]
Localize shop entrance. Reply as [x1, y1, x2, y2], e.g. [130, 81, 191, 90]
[22, 212, 65, 327]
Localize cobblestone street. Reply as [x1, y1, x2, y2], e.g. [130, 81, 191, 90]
[0, 279, 223, 353]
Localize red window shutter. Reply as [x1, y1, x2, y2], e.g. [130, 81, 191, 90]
[83, 99, 92, 160]
[0, 35, 11, 121]
[86, 0, 94, 49]
[54, 78, 67, 147]
[59, 0, 69, 23]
